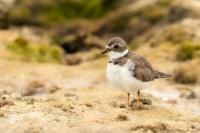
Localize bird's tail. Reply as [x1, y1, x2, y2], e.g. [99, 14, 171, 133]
[154, 70, 172, 78]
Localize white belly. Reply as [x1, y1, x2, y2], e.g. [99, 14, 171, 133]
[106, 60, 147, 93]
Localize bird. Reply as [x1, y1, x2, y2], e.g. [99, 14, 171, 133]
[101, 37, 171, 107]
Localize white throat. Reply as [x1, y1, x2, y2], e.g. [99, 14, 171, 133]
[108, 49, 128, 59]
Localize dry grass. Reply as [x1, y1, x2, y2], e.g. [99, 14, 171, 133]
[173, 64, 199, 84]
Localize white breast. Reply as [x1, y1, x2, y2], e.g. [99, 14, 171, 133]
[106, 59, 147, 93]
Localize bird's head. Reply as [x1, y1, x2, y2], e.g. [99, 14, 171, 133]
[101, 37, 128, 58]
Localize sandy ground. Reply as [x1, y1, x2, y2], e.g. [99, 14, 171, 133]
[0, 55, 200, 133]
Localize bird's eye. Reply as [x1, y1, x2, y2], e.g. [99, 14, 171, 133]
[113, 45, 119, 49]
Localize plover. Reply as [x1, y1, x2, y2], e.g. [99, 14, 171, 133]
[101, 37, 171, 106]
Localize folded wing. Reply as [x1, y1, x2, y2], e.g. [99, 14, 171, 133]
[129, 52, 171, 82]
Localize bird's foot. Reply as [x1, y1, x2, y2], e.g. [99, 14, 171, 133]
[130, 97, 152, 110]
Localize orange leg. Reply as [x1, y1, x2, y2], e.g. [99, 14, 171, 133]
[137, 90, 141, 107]
[127, 93, 130, 105]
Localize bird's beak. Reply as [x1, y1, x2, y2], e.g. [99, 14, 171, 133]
[101, 47, 110, 54]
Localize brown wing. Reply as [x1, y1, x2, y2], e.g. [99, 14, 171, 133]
[129, 52, 156, 82]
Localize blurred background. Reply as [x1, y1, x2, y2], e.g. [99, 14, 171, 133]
[0, 0, 200, 132]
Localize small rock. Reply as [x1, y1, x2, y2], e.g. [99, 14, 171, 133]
[22, 80, 45, 96]
[180, 90, 196, 99]
[64, 93, 76, 97]
[166, 99, 177, 104]
[48, 85, 60, 93]
[119, 104, 126, 108]
[65, 54, 82, 65]
[85, 103, 93, 107]
[0, 111, 4, 117]
[116, 114, 128, 121]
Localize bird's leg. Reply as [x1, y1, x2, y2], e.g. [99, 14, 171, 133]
[127, 93, 130, 106]
[137, 90, 141, 107]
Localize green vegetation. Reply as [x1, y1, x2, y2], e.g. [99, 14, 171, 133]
[158, 0, 174, 7]
[7, 37, 65, 63]
[176, 41, 200, 60]
[10, 0, 121, 26]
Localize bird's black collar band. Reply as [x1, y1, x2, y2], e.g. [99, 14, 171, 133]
[109, 52, 128, 64]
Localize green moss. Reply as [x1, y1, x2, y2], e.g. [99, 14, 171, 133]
[11, 0, 121, 26]
[7, 37, 32, 58]
[7, 37, 65, 63]
[176, 42, 200, 60]
[158, 0, 174, 7]
[14, 37, 28, 47]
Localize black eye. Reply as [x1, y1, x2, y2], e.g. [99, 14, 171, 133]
[113, 45, 119, 49]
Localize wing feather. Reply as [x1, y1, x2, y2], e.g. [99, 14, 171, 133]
[129, 52, 155, 82]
